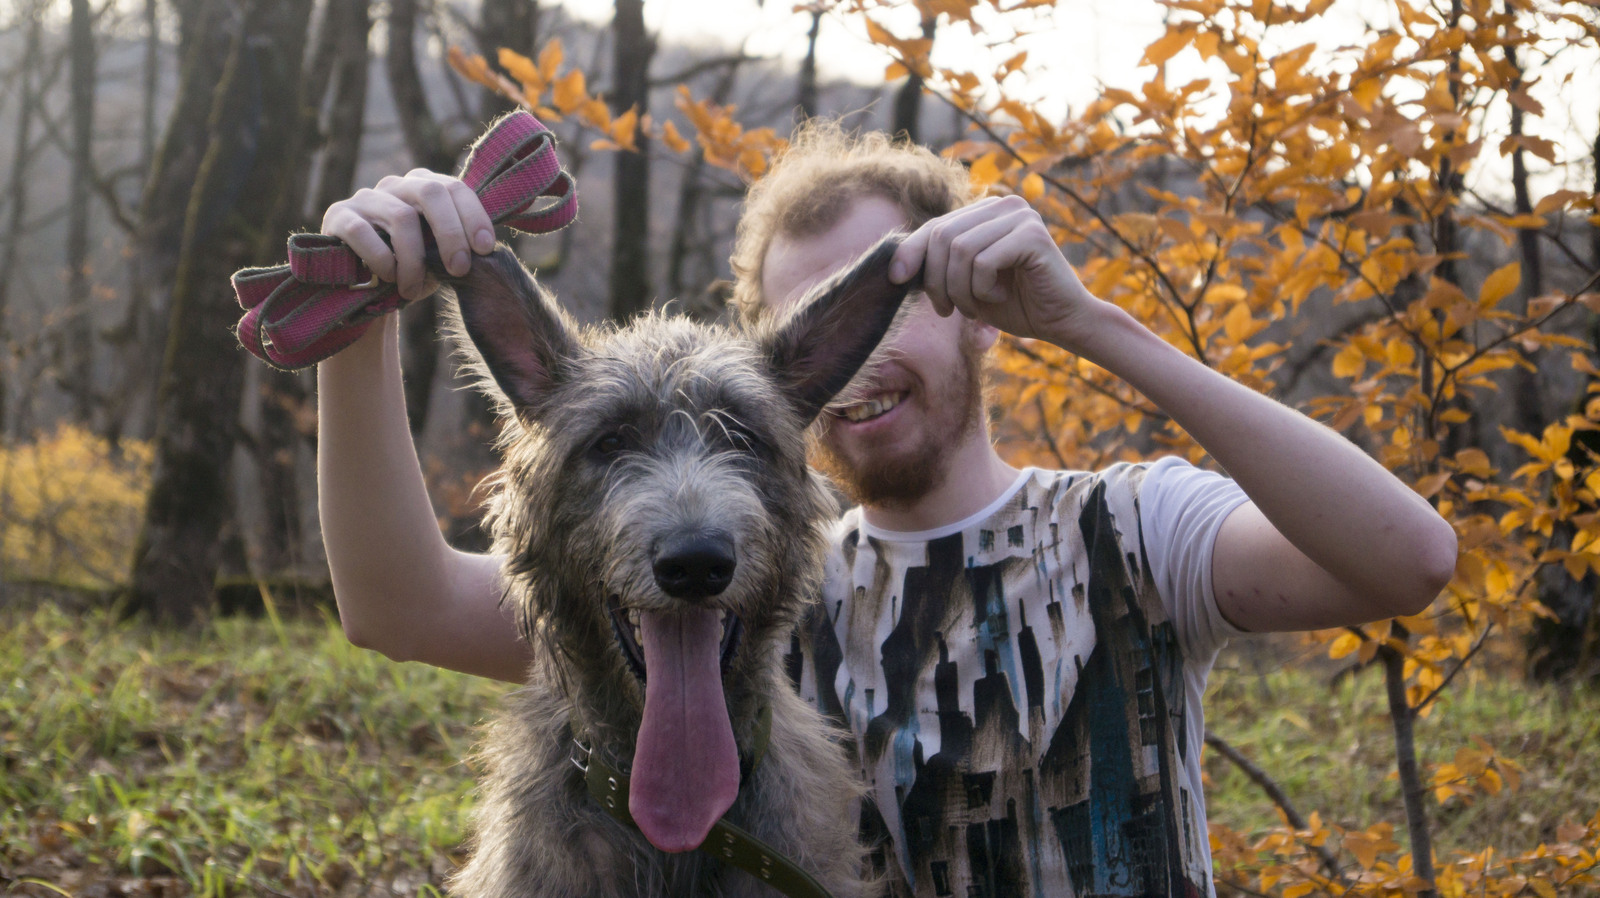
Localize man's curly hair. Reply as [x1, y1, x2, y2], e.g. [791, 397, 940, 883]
[728, 119, 973, 325]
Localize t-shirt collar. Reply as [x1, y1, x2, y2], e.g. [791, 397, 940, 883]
[858, 467, 1039, 543]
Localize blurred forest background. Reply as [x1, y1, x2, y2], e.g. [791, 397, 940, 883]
[3, 0, 1600, 896]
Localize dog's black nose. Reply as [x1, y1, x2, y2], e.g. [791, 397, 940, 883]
[652, 533, 737, 599]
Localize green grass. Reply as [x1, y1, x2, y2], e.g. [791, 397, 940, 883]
[1, 602, 509, 897]
[1204, 637, 1600, 860]
[2, 603, 1596, 896]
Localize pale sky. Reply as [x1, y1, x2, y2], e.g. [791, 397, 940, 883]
[556, 0, 1598, 200]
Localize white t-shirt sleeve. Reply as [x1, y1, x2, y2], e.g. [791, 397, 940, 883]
[1139, 455, 1252, 660]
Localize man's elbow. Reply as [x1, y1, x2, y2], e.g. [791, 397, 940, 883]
[339, 611, 415, 663]
[1390, 521, 1459, 618]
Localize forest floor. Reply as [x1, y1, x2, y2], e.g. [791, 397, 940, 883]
[2, 599, 1596, 897]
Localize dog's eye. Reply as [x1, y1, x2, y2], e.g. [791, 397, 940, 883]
[725, 425, 760, 454]
[593, 433, 626, 456]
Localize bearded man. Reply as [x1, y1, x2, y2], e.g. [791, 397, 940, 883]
[316, 121, 1456, 897]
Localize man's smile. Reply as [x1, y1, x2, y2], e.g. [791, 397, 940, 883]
[830, 390, 909, 423]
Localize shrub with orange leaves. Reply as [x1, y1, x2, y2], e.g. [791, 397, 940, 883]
[849, 0, 1600, 895]
[449, 41, 786, 180]
[0, 426, 153, 589]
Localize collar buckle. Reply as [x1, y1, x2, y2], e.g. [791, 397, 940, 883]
[569, 736, 592, 774]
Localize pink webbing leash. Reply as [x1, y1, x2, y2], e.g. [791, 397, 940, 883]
[233, 111, 577, 370]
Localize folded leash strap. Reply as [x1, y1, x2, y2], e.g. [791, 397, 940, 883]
[232, 110, 577, 370]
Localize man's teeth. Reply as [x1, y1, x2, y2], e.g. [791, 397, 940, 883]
[837, 392, 907, 422]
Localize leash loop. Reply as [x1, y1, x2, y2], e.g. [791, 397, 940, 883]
[232, 110, 577, 370]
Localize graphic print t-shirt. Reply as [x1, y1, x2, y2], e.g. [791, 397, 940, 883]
[791, 458, 1249, 898]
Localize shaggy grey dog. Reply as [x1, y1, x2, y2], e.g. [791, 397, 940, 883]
[431, 240, 912, 898]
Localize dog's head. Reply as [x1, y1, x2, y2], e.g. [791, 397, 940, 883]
[438, 239, 911, 852]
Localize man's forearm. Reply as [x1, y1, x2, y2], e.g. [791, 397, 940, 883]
[1053, 303, 1457, 616]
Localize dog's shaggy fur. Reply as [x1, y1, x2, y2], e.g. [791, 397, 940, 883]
[431, 242, 912, 898]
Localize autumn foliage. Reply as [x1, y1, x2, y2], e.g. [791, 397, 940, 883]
[0, 426, 152, 590]
[454, 0, 1600, 894]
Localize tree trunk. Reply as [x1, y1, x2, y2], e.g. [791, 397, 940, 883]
[1381, 628, 1437, 898]
[607, 0, 654, 321]
[0, 2, 47, 437]
[386, 0, 457, 173]
[386, 0, 460, 437]
[1504, 14, 1545, 439]
[63, 0, 97, 425]
[796, 7, 823, 121]
[123, 0, 236, 441]
[311, 0, 372, 216]
[255, 0, 372, 576]
[142, 0, 160, 172]
[478, 0, 542, 121]
[890, 13, 935, 143]
[1593, 113, 1599, 272]
[667, 56, 742, 314]
[126, 0, 317, 625]
[1431, 0, 1467, 459]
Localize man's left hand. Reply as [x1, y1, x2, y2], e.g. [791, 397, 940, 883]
[890, 195, 1102, 347]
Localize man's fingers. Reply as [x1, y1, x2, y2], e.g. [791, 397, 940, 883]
[917, 197, 1012, 317]
[322, 171, 498, 302]
[409, 178, 474, 277]
[379, 194, 430, 301]
[448, 179, 496, 255]
[324, 204, 398, 285]
[959, 210, 1034, 303]
[890, 227, 927, 285]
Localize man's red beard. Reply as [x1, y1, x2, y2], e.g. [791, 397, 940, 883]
[809, 330, 988, 512]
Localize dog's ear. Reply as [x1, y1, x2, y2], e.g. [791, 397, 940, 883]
[758, 235, 917, 424]
[442, 248, 578, 422]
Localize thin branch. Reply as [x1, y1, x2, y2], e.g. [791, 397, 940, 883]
[1414, 619, 1495, 713]
[1461, 183, 1593, 272]
[1204, 729, 1348, 883]
[648, 53, 757, 89]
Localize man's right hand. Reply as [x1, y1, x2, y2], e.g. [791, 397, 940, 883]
[320, 169, 497, 302]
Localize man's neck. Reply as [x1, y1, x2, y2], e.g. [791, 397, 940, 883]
[860, 438, 1022, 534]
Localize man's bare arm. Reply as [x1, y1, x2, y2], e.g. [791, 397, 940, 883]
[893, 196, 1458, 632]
[316, 171, 533, 682]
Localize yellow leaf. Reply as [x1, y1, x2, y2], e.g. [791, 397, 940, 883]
[1535, 189, 1590, 215]
[537, 39, 564, 83]
[1352, 77, 1381, 111]
[660, 119, 690, 154]
[1455, 448, 1492, 477]
[1480, 261, 1521, 308]
[1020, 172, 1045, 204]
[1282, 883, 1315, 898]
[498, 47, 540, 88]
[1413, 471, 1450, 498]
[610, 107, 639, 151]
[1485, 562, 1514, 599]
[1332, 343, 1365, 379]
[1385, 337, 1416, 369]
[1329, 630, 1362, 659]
[1141, 28, 1191, 67]
[969, 152, 1003, 191]
[1495, 213, 1549, 229]
[1222, 302, 1255, 344]
[553, 69, 587, 114]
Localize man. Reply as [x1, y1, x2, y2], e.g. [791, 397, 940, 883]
[317, 122, 1456, 897]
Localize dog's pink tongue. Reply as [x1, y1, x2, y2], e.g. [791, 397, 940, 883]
[631, 607, 739, 853]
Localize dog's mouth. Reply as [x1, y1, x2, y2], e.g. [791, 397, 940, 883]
[607, 596, 745, 683]
[603, 596, 746, 854]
